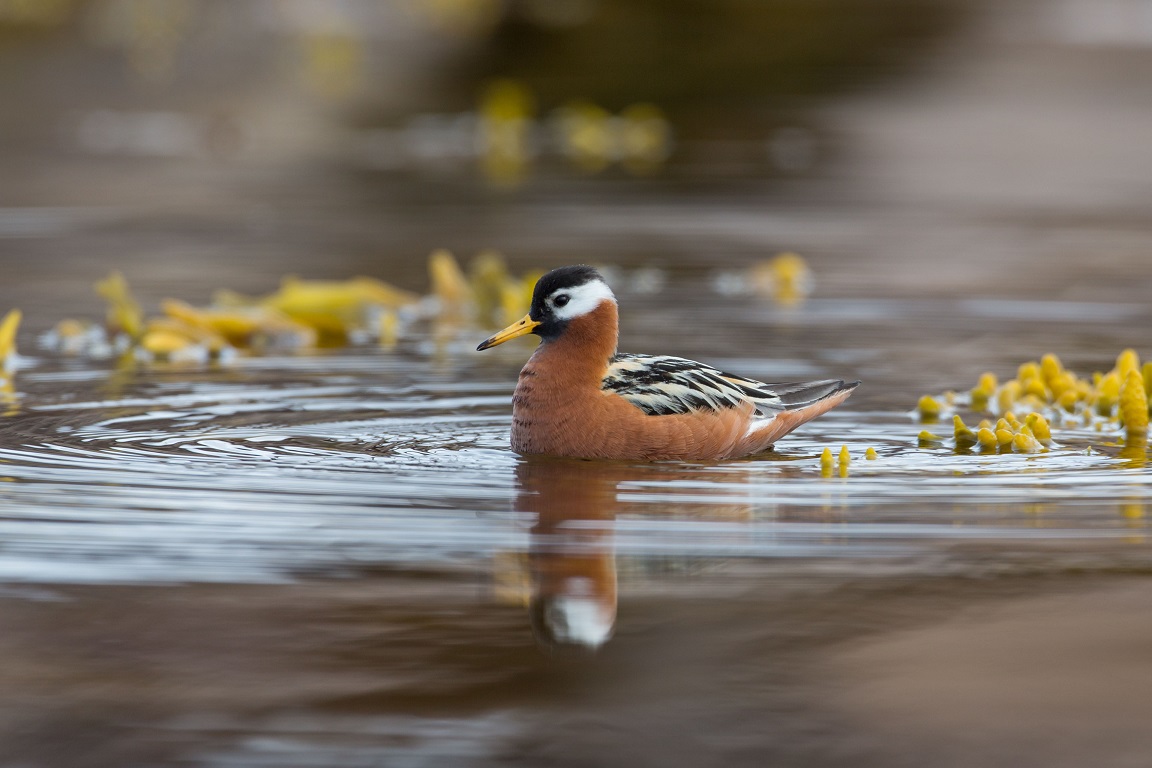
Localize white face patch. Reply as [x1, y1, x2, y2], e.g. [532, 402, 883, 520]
[548, 279, 616, 321]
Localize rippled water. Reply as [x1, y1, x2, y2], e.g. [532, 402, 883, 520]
[3, 288, 1152, 768]
[3, 293, 1149, 593]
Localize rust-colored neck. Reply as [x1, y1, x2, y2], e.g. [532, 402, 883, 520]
[529, 300, 619, 386]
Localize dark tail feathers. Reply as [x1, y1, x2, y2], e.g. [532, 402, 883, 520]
[770, 379, 860, 410]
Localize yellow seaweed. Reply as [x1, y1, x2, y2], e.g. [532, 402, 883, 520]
[260, 275, 417, 340]
[1120, 369, 1149, 434]
[1025, 413, 1054, 446]
[479, 79, 534, 185]
[0, 309, 20, 370]
[1117, 349, 1141, 379]
[820, 446, 834, 477]
[1096, 371, 1121, 417]
[1012, 431, 1043, 454]
[619, 102, 672, 175]
[95, 271, 144, 338]
[750, 252, 812, 306]
[976, 427, 998, 450]
[429, 249, 472, 309]
[162, 299, 316, 350]
[379, 309, 399, 350]
[917, 395, 943, 419]
[953, 415, 978, 449]
[918, 430, 944, 448]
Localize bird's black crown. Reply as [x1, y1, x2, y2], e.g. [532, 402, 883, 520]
[529, 264, 604, 339]
[531, 265, 602, 305]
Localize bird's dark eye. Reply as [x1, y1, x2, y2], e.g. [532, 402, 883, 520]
[553, 294, 570, 307]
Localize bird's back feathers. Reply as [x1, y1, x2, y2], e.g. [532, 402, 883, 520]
[602, 353, 855, 420]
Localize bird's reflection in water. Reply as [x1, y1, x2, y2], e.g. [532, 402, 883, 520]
[514, 455, 765, 651]
[517, 456, 620, 651]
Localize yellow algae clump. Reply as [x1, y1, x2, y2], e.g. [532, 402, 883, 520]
[479, 79, 534, 186]
[1096, 371, 1121, 417]
[95, 271, 144, 339]
[619, 102, 672, 175]
[161, 299, 316, 350]
[1012, 430, 1044, 454]
[468, 250, 511, 325]
[429, 249, 472, 310]
[865, 447, 878, 460]
[996, 380, 1022, 414]
[919, 347, 1152, 457]
[918, 430, 944, 447]
[378, 309, 399, 350]
[1025, 413, 1054, 446]
[1040, 354, 1063, 384]
[499, 272, 539, 326]
[953, 415, 978, 449]
[970, 372, 998, 410]
[258, 275, 417, 341]
[917, 395, 943, 420]
[0, 309, 21, 372]
[1120, 369, 1149, 434]
[1117, 349, 1140, 379]
[820, 446, 834, 477]
[139, 317, 230, 362]
[750, 252, 812, 306]
[554, 100, 614, 174]
[977, 427, 998, 451]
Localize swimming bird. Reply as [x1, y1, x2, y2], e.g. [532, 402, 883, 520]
[477, 265, 858, 461]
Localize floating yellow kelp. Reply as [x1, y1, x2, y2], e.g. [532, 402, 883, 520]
[918, 348, 1152, 450]
[618, 103, 672, 175]
[818, 445, 860, 476]
[467, 250, 540, 327]
[429, 249, 472, 310]
[47, 251, 549, 364]
[95, 271, 143, 339]
[1120, 369, 1149, 434]
[0, 309, 21, 373]
[479, 79, 534, 186]
[938, 413, 1053, 455]
[162, 299, 317, 350]
[255, 275, 419, 341]
[820, 446, 834, 477]
[749, 252, 813, 306]
[953, 415, 978, 449]
[552, 100, 672, 176]
[917, 395, 944, 420]
[139, 316, 231, 363]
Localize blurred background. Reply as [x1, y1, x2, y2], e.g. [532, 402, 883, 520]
[4, 2, 1152, 767]
[3, 0, 1150, 327]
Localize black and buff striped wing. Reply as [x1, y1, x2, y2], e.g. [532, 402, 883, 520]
[602, 353, 844, 417]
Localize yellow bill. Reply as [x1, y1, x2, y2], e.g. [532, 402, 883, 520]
[477, 313, 540, 351]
